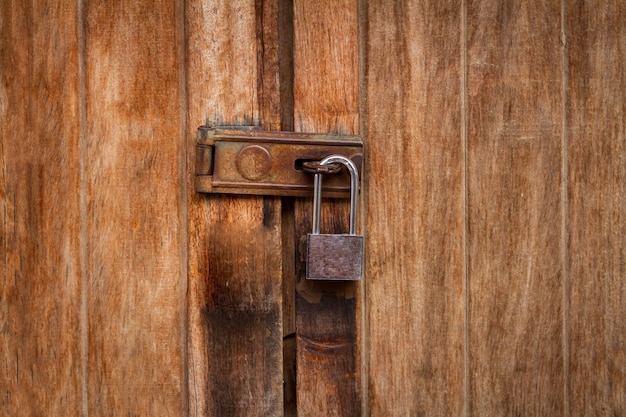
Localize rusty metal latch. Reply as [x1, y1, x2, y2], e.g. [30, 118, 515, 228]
[195, 126, 363, 198]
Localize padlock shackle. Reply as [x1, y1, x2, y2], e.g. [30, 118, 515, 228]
[311, 155, 359, 235]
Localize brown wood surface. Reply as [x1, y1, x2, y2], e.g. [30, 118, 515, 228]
[293, 0, 361, 415]
[467, 1, 564, 415]
[0, 2, 82, 415]
[365, 1, 465, 415]
[83, 0, 186, 415]
[186, 0, 284, 415]
[567, 2, 626, 415]
[1, 1, 625, 416]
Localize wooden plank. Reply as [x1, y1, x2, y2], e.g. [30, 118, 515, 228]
[257, 0, 281, 131]
[83, 1, 186, 414]
[186, 1, 284, 415]
[467, 1, 564, 414]
[365, 1, 465, 415]
[0, 2, 82, 415]
[293, 0, 361, 415]
[567, 1, 626, 415]
[294, 1, 358, 135]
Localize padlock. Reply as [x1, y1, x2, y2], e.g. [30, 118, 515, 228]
[306, 155, 363, 280]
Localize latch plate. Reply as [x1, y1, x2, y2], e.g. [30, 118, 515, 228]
[195, 126, 363, 198]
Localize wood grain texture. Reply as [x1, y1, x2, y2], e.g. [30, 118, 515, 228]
[294, 0, 358, 135]
[467, 1, 564, 415]
[294, 203, 359, 416]
[1, 2, 624, 416]
[257, 0, 281, 131]
[293, 0, 361, 415]
[186, 1, 284, 415]
[567, 1, 626, 415]
[0, 2, 82, 415]
[84, 0, 185, 414]
[365, 1, 465, 415]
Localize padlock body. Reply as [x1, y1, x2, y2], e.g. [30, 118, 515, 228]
[306, 234, 363, 280]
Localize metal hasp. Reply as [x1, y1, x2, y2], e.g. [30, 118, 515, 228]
[195, 126, 363, 198]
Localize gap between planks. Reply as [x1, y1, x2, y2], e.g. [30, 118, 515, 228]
[77, 0, 89, 414]
[461, 1, 470, 416]
[560, 0, 570, 415]
[176, 0, 190, 414]
[357, 0, 369, 415]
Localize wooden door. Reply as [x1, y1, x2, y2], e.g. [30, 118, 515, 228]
[1, 1, 624, 416]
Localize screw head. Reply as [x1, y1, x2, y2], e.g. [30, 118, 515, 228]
[235, 145, 272, 181]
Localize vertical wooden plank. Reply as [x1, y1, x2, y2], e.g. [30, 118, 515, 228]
[567, 1, 626, 415]
[84, 0, 185, 414]
[293, 1, 360, 415]
[186, 1, 284, 415]
[467, 1, 564, 415]
[365, 1, 465, 415]
[0, 2, 82, 415]
[278, 0, 294, 133]
[294, 1, 358, 134]
[257, 0, 281, 131]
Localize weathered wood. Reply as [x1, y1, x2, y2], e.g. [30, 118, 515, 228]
[257, 0, 281, 131]
[186, 0, 284, 415]
[2, 2, 625, 416]
[567, 1, 626, 415]
[278, 0, 295, 132]
[293, 0, 361, 415]
[365, 1, 465, 415]
[83, 0, 186, 414]
[467, 1, 564, 414]
[294, 1, 358, 135]
[0, 2, 82, 415]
